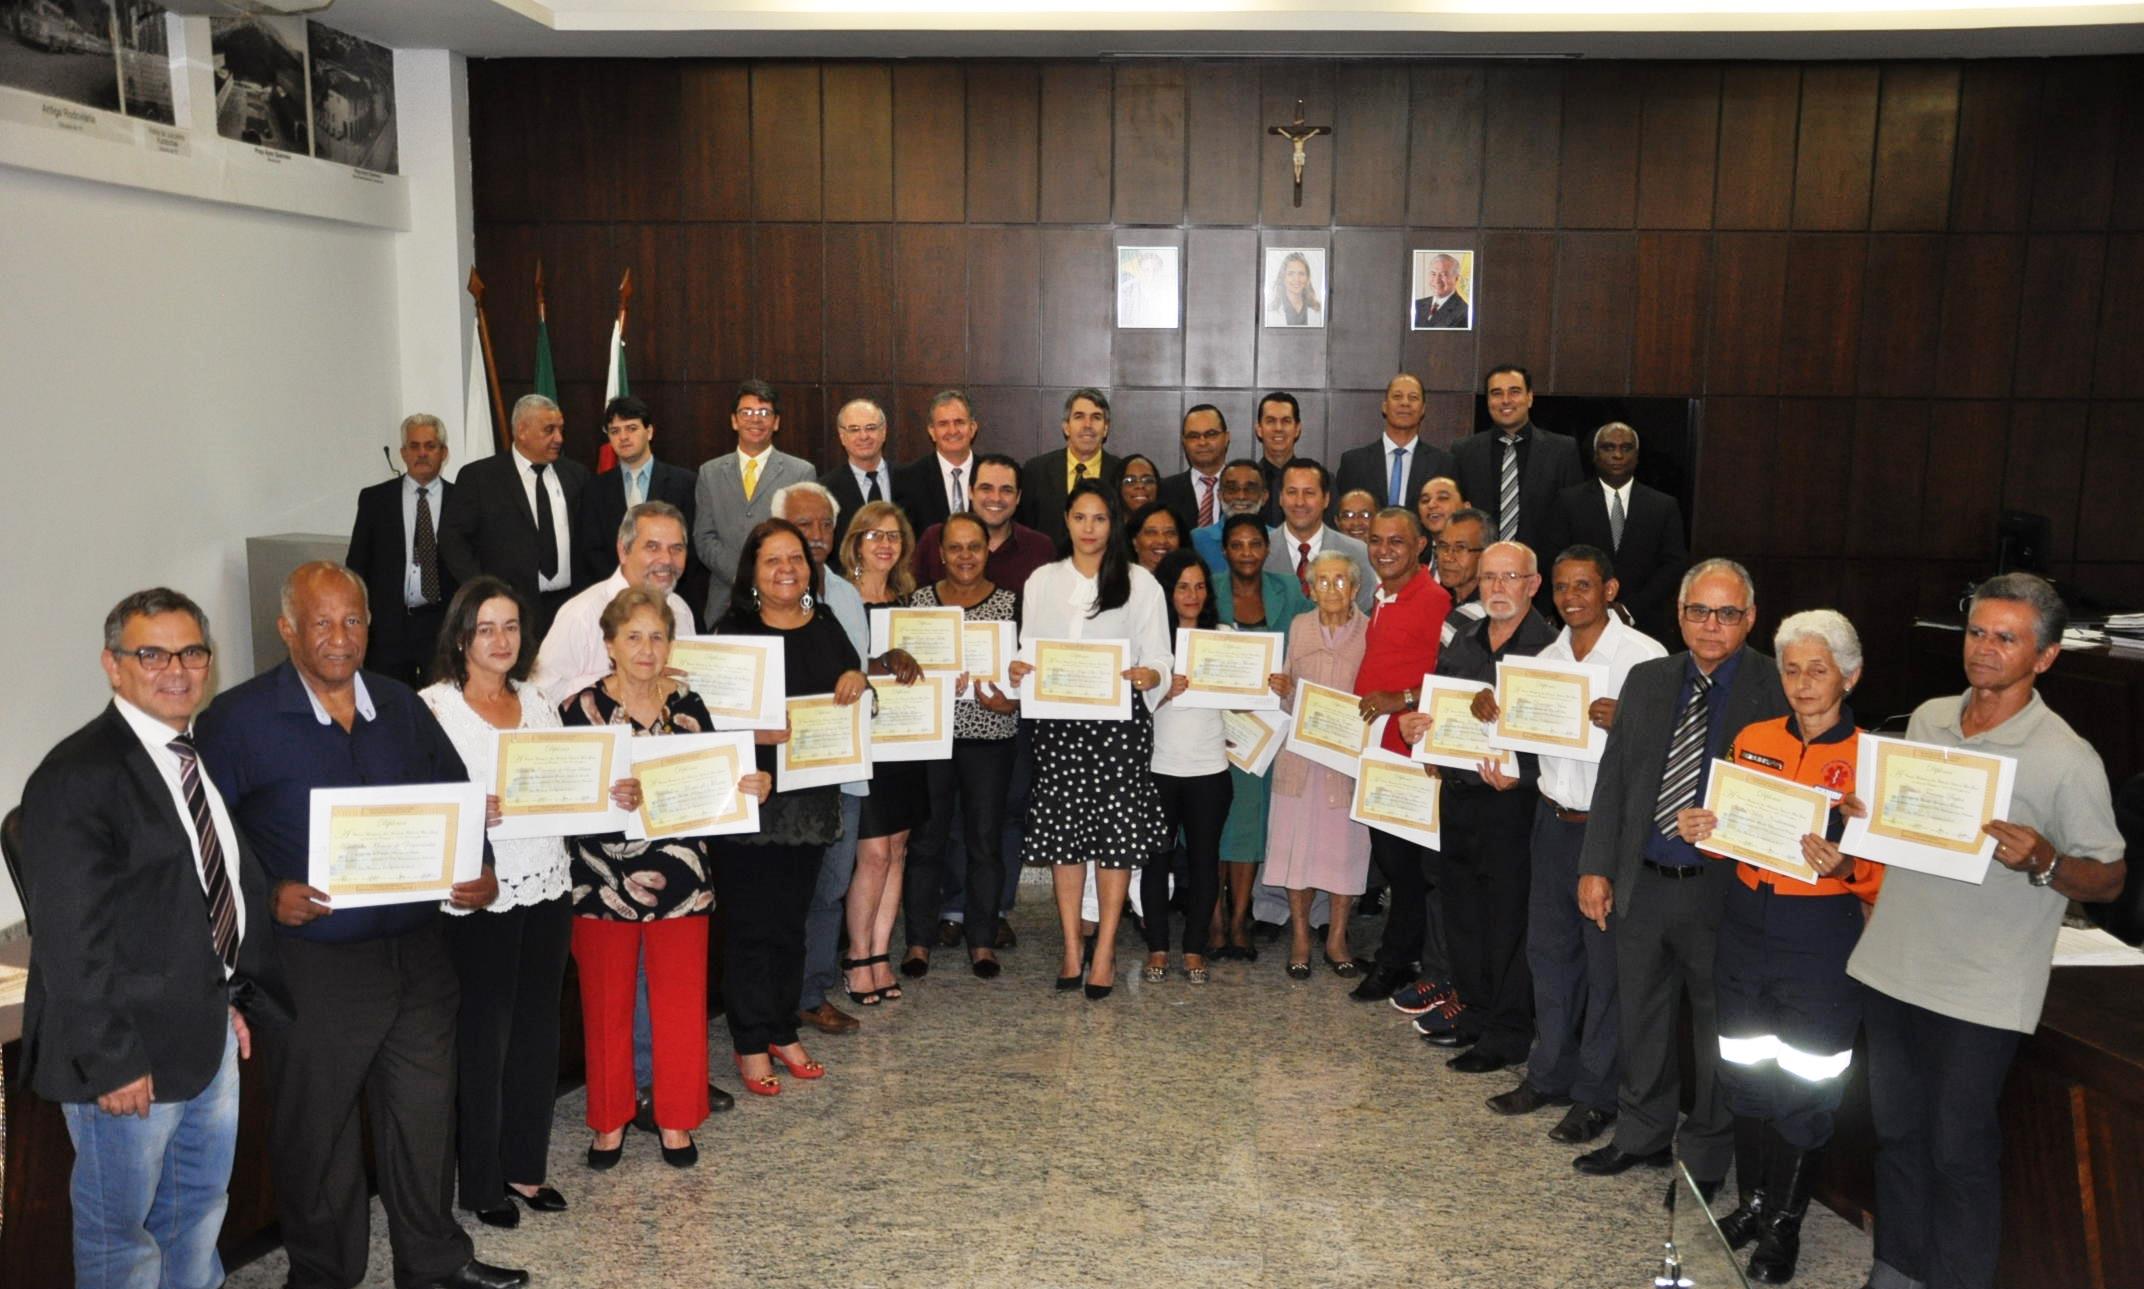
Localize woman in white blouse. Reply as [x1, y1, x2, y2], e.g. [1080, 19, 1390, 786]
[1142, 549, 1234, 985]
[1008, 481, 1172, 1000]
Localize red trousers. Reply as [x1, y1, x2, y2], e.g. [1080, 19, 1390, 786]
[571, 915, 709, 1133]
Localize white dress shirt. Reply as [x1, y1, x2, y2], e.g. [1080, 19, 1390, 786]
[530, 569, 698, 706]
[848, 460, 893, 506]
[1598, 477, 1633, 512]
[1380, 433, 1419, 507]
[114, 697, 247, 966]
[1533, 613, 1668, 812]
[512, 448, 574, 593]
[399, 474, 445, 608]
[937, 452, 973, 513]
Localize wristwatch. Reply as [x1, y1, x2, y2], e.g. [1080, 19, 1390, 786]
[2028, 852, 2061, 888]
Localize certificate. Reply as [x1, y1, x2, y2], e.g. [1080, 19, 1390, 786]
[669, 635, 785, 731]
[1223, 708, 1286, 776]
[1286, 680, 1369, 777]
[1409, 674, 1519, 776]
[307, 783, 484, 909]
[1840, 733, 2017, 884]
[490, 727, 630, 839]
[1019, 637, 1132, 721]
[1173, 628, 1283, 711]
[870, 606, 964, 673]
[962, 620, 1015, 688]
[624, 733, 759, 841]
[778, 693, 873, 792]
[1702, 759, 1831, 885]
[1350, 749, 1442, 849]
[870, 675, 956, 763]
[1489, 657, 1610, 763]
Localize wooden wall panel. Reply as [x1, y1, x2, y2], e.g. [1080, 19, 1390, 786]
[822, 226, 896, 381]
[535, 224, 613, 382]
[2095, 235, 2144, 398]
[1692, 398, 1774, 554]
[616, 225, 690, 383]
[1636, 70, 1720, 230]
[467, 62, 529, 222]
[1856, 234, 1945, 396]
[965, 65, 1038, 223]
[752, 225, 823, 380]
[1920, 401, 2008, 559]
[2080, 402, 2144, 561]
[2004, 402, 2090, 562]
[1558, 66, 1642, 230]
[1479, 67, 1561, 228]
[2114, 91, 2144, 230]
[1329, 229, 1406, 390]
[1475, 231, 1555, 388]
[1113, 230, 1185, 388]
[1707, 235, 1789, 395]
[1186, 64, 1261, 225]
[894, 226, 966, 385]
[1845, 399, 1930, 557]
[1552, 234, 1637, 394]
[1870, 65, 1960, 232]
[2011, 235, 2107, 398]
[2029, 61, 2121, 232]
[822, 64, 894, 222]
[1254, 230, 1329, 389]
[1632, 232, 1709, 395]
[1402, 230, 1479, 393]
[1716, 66, 1800, 230]
[682, 224, 754, 382]
[967, 227, 1039, 387]
[1407, 67, 1484, 228]
[963, 387, 1041, 461]
[1038, 228, 1112, 388]
[678, 65, 753, 222]
[893, 64, 966, 223]
[1113, 65, 1185, 226]
[1792, 65, 1880, 231]
[1777, 234, 1866, 396]
[1327, 390, 1387, 461]
[1183, 229, 1258, 389]
[750, 64, 822, 221]
[1260, 66, 1335, 228]
[1334, 66, 1409, 227]
[1105, 389, 1187, 469]
[1949, 63, 2040, 232]
[1769, 400, 1854, 555]
[1039, 65, 1112, 224]
[1933, 234, 2023, 399]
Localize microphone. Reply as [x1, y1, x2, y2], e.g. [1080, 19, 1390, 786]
[383, 446, 403, 478]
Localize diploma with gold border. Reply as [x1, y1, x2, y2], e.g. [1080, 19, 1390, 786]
[961, 620, 1016, 688]
[1409, 674, 1519, 776]
[1173, 628, 1283, 711]
[1350, 749, 1442, 848]
[870, 606, 965, 673]
[870, 674, 956, 763]
[1019, 637, 1132, 721]
[668, 635, 785, 731]
[624, 732, 759, 841]
[1840, 733, 2016, 884]
[1488, 657, 1611, 763]
[490, 727, 631, 839]
[307, 783, 484, 909]
[1286, 680, 1370, 778]
[1223, 708, 1286, 776]
[778, 693, 874, 791]
[1702, 759, 1831, 885]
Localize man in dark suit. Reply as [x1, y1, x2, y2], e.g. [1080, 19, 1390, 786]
[347, 413, 454, 687]
[1332, 373, 1458, 523]
[19, 587, 288, 1289]
[1412, 252, 1470, 329]
[1020, 388, 1126, 550]
[891, 388, 981, 539]
[439, 393, 588, 640]
[1253, 391, 1305, 527]
[1156, 403, 1232, 538]
[1572, 558, 1788, 1199]
[576, 395, 698, 597]
[1453, 364, 1582, 553]
[822, 396, 900, 550]
[1540, 422, 1688, 644]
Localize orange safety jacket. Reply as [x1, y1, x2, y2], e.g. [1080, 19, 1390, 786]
[1713, 711, 1883, 903]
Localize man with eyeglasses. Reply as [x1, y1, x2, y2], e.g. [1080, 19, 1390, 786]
[820, 397, 899, 550]
[1188, 458, 1271, 579]
[19, 588, 290, 1289]
[692, 380, 815, 625]
[1332, 373, 1457, 527]
[1158, 404, 1233, 538]
[1572, 558, 1786, 1208]
[1434, 508, 1492, 649]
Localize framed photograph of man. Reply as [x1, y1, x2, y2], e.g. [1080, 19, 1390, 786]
[1263, 247, 1327, 329]
[1116, 245, 1180, 330]
[1409, 249, 1475, 331]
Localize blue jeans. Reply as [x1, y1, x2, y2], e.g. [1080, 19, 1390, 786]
[60, 1028, 239, 1289]
[800, 793, 863, 1009]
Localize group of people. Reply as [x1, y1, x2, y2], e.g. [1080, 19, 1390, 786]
[15, 364, 2125, 1289]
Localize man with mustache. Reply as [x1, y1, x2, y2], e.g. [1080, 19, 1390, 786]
[531, 502, 698, 705]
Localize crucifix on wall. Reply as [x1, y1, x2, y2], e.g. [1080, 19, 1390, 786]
[1268, 99, 1331, 207]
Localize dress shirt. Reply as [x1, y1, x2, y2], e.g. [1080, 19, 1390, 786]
[529, 569, 698, 706]
[1533, 614, 1668, 812]
[1063, 449, 1105, 494]
[1018, 560, 1173, 680]
[1639, 648, 1746, 870]
[399, 474, 445, 608]
[1276, 524, 1324, 566]
[1381, 433, 1419, 507]
[112, 697, 248, 966]
[936, 452, 973, 513]
[513, 449, 573, 593]
[619, 457, 653, 507]
[848, 460, 893, 506]
[1598, 477, 1634, 514]
[821, 569, 871, 799]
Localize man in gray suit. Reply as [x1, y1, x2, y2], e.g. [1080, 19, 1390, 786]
[693, 380, 817, 625]
[1571, 557, 1787, 1198]
[1265, 458, 1373, 614]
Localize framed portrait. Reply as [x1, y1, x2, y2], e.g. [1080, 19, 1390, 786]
[1116, 245, 1180, 330]
[1409, 249, 1475, 332]
[1263, 247, 1327, 329]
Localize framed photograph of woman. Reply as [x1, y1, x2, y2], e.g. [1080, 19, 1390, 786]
[1409, 249, 1475, 331]
[1263, 247, 1327, 329]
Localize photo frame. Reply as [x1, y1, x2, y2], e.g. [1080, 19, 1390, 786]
[1263, 246, 1327, 329]
[1116, 245, 1180, 330]
[1409, 248, 1476, 332]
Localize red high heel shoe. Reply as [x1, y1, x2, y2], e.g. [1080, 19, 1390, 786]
[732, 1053, 780, 1097]
[767, 1044, 825, 1080]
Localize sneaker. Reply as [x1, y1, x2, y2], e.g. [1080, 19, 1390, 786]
[1411, 994, 1469, 1037]
[1390, 978, 1454, 1015]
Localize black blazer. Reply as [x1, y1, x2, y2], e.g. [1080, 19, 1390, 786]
[346, 477, 455, 668]
[18, 704, 289, 1104]
[1540, 479, 1688, 645]
[1331, 435, 1457, 521]
[1413, 295, 1470, 329]
[820, 460, 902, 550]
[1155, 469, 1215, 539]
[438, 453, 590, 607]
[575, 457, 698, 586]
[1452, 425, 1583, 553]
[1018, 448, 1126, 551]
[892, 454, 960, 536]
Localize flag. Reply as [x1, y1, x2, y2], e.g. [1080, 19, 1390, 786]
[533, 314, 557, 404]
[597, 314, 629, 472]
[457, 312, 493, 477]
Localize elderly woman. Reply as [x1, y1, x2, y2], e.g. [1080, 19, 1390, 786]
[1266, 250, 1322, 326]
[1264, 551, 1373, 977]
[1334, 488, 1379, 544]
[1118, 454, 1162, 519]
[1415, 476, 1466, 539]
[1142, 549, 1237, 984]
[716, 519, 870, 1094]
[562, 587, 760, 1169]
[1126, 499, 1183, 575]
[1673, 609, 1882, 1284]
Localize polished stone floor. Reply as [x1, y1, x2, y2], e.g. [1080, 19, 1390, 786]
[227, 883, 1873, 1288]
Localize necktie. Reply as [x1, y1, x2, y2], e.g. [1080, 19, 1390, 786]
[413, 484, 439, 604]
[531, 463, 558, 579]
[1498, 437, 1521, 541]
[166, 735, 239, 973]
[1387, 447, 1406, 508]
[625, 468, 643, 508]
[1609, 489, 1626, 551]
[1652, 672, 1716, 837]
[742, 455, 760, 503]
[865, 470, 882, 504]
[1074, 461, 1088, 488]
[1296, 541, 1312, 595]
[950, 466, 964, 512]
[1198, 475, 1216, 528]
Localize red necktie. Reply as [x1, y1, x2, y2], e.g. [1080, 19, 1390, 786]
[1296, 541, 1311, 595]
[1198, 475, 1216, 528]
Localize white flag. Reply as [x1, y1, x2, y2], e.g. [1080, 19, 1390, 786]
[458, 313, 494, 477]
[604, 316, 628, 402]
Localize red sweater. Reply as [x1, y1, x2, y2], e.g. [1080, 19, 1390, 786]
[1355, 568, 1453, 755]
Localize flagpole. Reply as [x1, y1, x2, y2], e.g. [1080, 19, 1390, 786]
[466, 268, 508, 457]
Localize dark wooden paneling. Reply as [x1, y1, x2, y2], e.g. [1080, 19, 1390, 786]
[616, 224, 690, 383]
[1113, 66, 1185, 227]
[2012, 235, 2107, 398]
[1949, 63, 2040, 232]
[1707, 234, 1789, 395]
[1845, 398, 1930, 557]
[894, 64, 966, 224]
[894, 225, 966, 385]
[2116, 89, 2144, 230]
[1254, 230, 1329, 390]
[822, 225, 895, 382]
[752, 224, 823, 379]
[467, 61, 529, 222]
[2080, 401, 2144, 561]
[1777, 234, 1867, 396]
[1636, 69, 1720, 230]
[2029, 60, 2121, 232]
[965, 64, 1038, 223]
[822, 64, 893, 222]
[1631, 232, 1709, 395]
[1113, 230, 1185, 389]
[1552, 233, 1636, 394]
[1792, 65, 1880, 231]
[1407, 66, 1485, 229]
[1920, 400, 2008, 559]
[1692, 397, 1774, 554]
[1039, 65, 1112, 225]
[1260, 65, 1335, 228]
[1558, 65, 1642, 230]
[1329, 389, 1388, 462]
[1105, 389, 1187, 469]
[1183, 228, 1259, 389]
[1716, 66, 1800, 230]
[474, 222, 540, 383]
[962, 386, 1042, 461]
[1856, 234, 1946, 396]
[2095, 235, 2144, 398]
[1329, 229, 1405, 391]
[682, 224, 754, 382]
[1870, 65, 1960, 232]
[535, 224, 613, 383]
[967, 227, 1039, 387]
[1475, 231, 1555, 389]
[1333, 65, 1409, 227]
[750, 64, 822, 222]
[1479, 66, 1561, 229]
[678, 65, 753, 222]
[1933, 234, 2024, 399]
[2005, 402, 2089, 562]
[1038, 228, 1113, 388]
[1402, 230, 1480, 394]
[1768, 399, 1855, 556]
[1186, 63, 1262, 226]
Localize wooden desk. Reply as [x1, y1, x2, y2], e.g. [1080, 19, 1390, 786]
[1908, 620, 2144, 787]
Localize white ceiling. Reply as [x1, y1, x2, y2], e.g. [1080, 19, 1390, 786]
[317, 0, 2144, 58]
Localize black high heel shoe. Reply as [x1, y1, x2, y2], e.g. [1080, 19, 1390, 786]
[585, 1136, 624, 1171]
[841, 954, 889, 1005]
[507, 1186, 567, 1213]
[659, 1135, 698, 1168]
[1084, 981, 1113, 1001]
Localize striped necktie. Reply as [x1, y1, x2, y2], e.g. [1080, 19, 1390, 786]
[166, 734, 240, 973]
[1498, 436, 1521, 541]
[1652, 672, 1715, 836]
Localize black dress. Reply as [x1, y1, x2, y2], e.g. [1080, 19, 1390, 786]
[855, 591, 931, 841]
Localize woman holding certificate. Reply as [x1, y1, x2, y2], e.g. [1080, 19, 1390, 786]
[1009, 481, 1172, 1000]
[1263, 550, 1373, 977]
[717, 519, 869, 1093]
[1142, 550, 1235, 984]
[561, 586, 737, 1168]
[1672, 609, 1881, 1284]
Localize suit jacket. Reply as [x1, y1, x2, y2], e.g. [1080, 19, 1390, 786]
[1576, 649, 1788, 918]
[1452, 425, 1583, 554]
[1157, 468, 1220, 539]
[1413, 294, 1470, 329]
[1540, 479, 1688, 645]
[693, 448, 816, 625]
[1263, 524, 1376, 614]
[18, 704, 289, 1104]
[575, 457, 698, 587]
[346, 475, 456, 682]
[438, 452, 589, 611]
[891, 454, 967, 536]
[820, 460, 901, 551]
[1332, 435, 1458, 520]
[1018, 448, 1126, 551]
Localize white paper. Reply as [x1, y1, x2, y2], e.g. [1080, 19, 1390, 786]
[1172, 627, 1284, 711]
[960, 620, 1017, 689]
[869, 674, 957, 763]
[2053, 925, 2144, 968]
[869, 605, 965, 673]
[1486, 655, 1613, 763]
[307, 782, 485, 909]
[1350, 748, 1443, 849]
[1839, 733, 2019, 885]
[670, 634, 785, 731]
[1409, 673, 1519, 776]
[622, 732, 760, 841]
[1284, 680, 1370, 778]
[487, 726, 632, 840]
[1017, 637, 1133, 722]
[1222, 708, 1286, 776]
[777, 694, 875, 792]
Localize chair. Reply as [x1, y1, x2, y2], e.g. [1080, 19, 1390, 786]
[3, 804, 28, 935]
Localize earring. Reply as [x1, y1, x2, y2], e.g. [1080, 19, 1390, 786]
[800, 591, 816, 613]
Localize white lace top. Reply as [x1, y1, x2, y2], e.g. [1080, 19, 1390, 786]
[420, 681, 572, 915]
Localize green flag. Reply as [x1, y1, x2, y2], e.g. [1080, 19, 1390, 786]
[533, 316, 557, 402]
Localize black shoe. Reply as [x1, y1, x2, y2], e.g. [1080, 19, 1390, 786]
[1084, 982, 1113, 1001]
[430, 1260, 531, 1289]
[1485, 1082, 1572, 1116]
[1747, 1131, 1815, 1284]
[1253, 919, 1283, 943]
[971, 955, 1002, 980]
[585, 1139, 623, 1171]
[1418, 1029, 1477, 1049]
[660, 1136, 699, 1169]
[995, 919, 1018, 950]
[901, 950, 931, 978]
[936, 919, 963, 947]
[1348, 965, 1411, 1003]
[1547, 1104, 1616, 1145]
[1717, 1115, 1770, 1249]
[506, 1185, 566, 1213]
[1311, 923, 1329, 943]
[708, 1083, 734, 1114]
[632, 1090, 657, 1133]
[472, 1202, 518, 1230]
[1447, 1048, 1513, 1074]
[1572, 1143, 1673, 1175]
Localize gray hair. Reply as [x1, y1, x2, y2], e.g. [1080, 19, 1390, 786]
[1062, 387, 1110, 420]
[1774, 609, 1864, 676]
[928, 389, 973, 419]
[771, 480, 840, 524]
[510, 393, 559, 427]
[278, 561, 369, 626]
[836, 397, 887, 428]
[1679, 557, 1755, 607]
[399, 412, 445, 444]
[1591, 421, 1640, 452]
[1306, 550, 1361, 591]
[103, 587, 210, 652]
[617, 500, 687, 551]
[1483, 539, 1538, 576]
[1970, 572, 2067, 651]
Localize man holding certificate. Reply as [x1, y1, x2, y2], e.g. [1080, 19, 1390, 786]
[1846, 575, 2126, 1289]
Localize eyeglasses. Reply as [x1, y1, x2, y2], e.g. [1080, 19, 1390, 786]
[1681, 603, 1750, 626]
[1122, 476, 1158, 489]
[1431, 541, 1483, 555]
[113, 645, 213, 672]
[839, 423, 885, 435]
[735, 407, 776, 420]
[1480, 570, 1533, 586]
[1338, 509, 1375, 521]
[860, 530, 904, 544]
[1310, 575, 1353, 589]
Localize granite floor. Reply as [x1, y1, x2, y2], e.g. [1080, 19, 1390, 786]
[226, 880, 1873, 1288]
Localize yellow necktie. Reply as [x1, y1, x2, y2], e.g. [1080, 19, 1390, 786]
[742, 455, 760, 502]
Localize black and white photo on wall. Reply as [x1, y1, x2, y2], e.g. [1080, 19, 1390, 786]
[1263, 247, 1326, 329]
[307, 20, 395, 173]
[110, 0, 167, 123]
[1410, 248, 1475, 331]
[210, 11, 309, 156]
[0, 0, 169, 121]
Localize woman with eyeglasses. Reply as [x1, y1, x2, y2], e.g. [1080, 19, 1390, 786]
[1117, 454, 1162, 518]
[1334, 488, 1379, 544]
